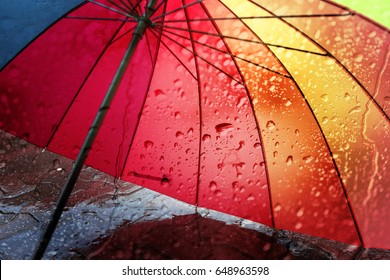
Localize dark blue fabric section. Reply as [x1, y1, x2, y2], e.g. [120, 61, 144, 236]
[0, 0, 84, 68]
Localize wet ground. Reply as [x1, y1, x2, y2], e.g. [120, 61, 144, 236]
[1, 130, 389, 260]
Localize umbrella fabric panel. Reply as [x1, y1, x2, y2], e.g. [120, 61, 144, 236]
[0, 3, 124, 148]
[184, 1, 272, 225]
[122, 0, 200, 204]
[255, 0, 390, 117]
[206, 0, 360, 245]
[220, 0, 390, 248]
[48, 2, 165, 177]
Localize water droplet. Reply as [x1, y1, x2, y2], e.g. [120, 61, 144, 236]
[384, 96, 390, 103]
[354, 54, 363, 62]
[174, 111, 181, 119]
[202, 134, 211, 142]
[295, 222, 303, 230]
[349, 106, 361, 114]
[209, 181, 217, 191]
[175, 131, 184, 139]
[274, 204, 282, 212]
[144, 141, 154, 151]
[254, 142, 261, 149]
[286, 156, 293, 166]
[247, 195, 255, 201]
[284, 99, 292, 107]
[368, 31, 376, 38]
[296, 207, 304, 217]
[236, 96, 246, 108]
[320, 94, 329, 102]
[174, 79, 183, 87]
[154, 89, 165, 98]
[215, 123, 234, 136]
[266, 120, 275, 130]
[303, 155, 313, 163]
[237, 141, 245, 151]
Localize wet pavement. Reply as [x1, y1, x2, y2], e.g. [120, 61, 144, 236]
[1, 130, 389, 260]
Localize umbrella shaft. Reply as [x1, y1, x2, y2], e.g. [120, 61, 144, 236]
[33, 0, 158, 260]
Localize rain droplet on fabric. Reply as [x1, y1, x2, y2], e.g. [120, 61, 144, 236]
[253, 143, 261, 149]
[303, 155, 313, 163]
[215, 123, 234, 136]
[154, 89, 165, 98]
[295, 222, 303, 230]
[344, 93, 351, 100]
[144, 141, 154, 151]
[209, 181, 217, 191]
[349, 106, 361, 114]
[174, 79, 183, 87]
[274, 204, 282, 212]
[284, 99, 292, 107]
[354, 54, 363, 62]
[296, 207, 304, 217]
[202, 134, 211, 142]
[286, 156, 293, 166]
[266, 120, 275, 130]
[175, 131, 184, 139]
[236, 96, 247, 108]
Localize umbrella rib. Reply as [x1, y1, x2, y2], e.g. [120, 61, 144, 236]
[109, 26, 137, 45]
[149, 28, 198, 80]
[45, 23, 128, 149]
[117, 0, 133, 11]
[156, 12, 353, 23]
[200, 1, 276, 228]
[181, 0, 203, 208]
[249, 0, 366, 247]
[65, 16, 136, 22]
[155, 27, 243, 85]
[124, 0, 136, 10]
[106, 0, 134, 15]
[161, 27, 291, 78]
[87, 0, 138, 20]
[153, 23, 328, 56]
[118, 1, 169, 180]
[152, 0, 203, 21]
[130, 0, 143, 15]
[149, 0, 166, 18]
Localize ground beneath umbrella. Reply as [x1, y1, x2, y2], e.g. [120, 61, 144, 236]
[1, 130, 389, 260]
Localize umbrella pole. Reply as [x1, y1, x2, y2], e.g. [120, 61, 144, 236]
[33, 0, 158, 260]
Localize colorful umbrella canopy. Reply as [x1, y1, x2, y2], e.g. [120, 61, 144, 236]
[0, 0, 389, 253]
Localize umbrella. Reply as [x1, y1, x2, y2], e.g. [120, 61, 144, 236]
[0, 0, 389, 259]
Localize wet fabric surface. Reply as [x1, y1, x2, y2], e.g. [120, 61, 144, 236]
[1, 130, 389, 260]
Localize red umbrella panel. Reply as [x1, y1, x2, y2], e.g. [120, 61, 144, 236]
[0, 0, 389, 250]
